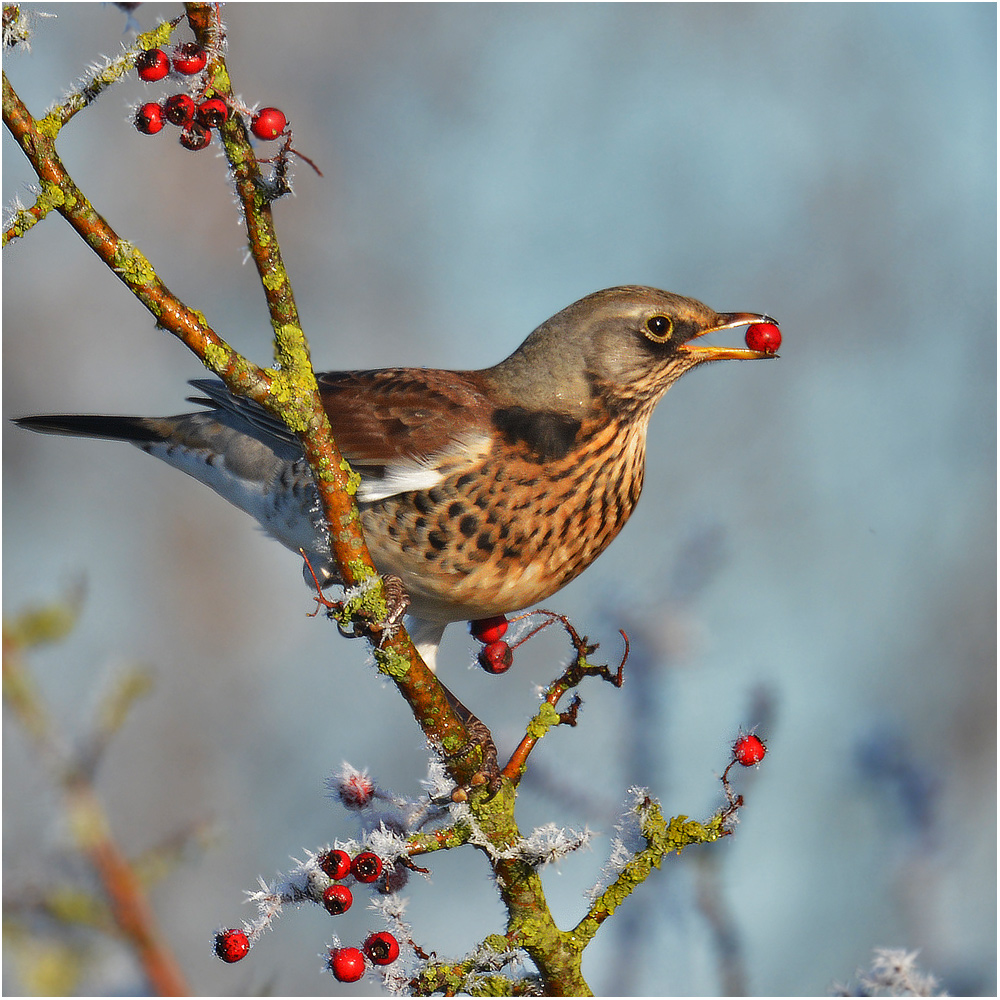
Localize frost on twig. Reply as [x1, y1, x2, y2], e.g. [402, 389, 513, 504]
[834, 948, 946, 997]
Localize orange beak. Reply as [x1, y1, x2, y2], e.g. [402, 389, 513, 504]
[679, 312, 780, 361]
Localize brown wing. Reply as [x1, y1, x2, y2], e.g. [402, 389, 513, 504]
[316, 368, 495, 467]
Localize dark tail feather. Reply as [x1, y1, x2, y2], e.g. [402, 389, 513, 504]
[13, 414, 167, 444]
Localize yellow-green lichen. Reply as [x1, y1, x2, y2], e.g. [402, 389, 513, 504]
[202, 342, 232, 375]
[35, 114, 61, 139]
[271, 324, 312, 374]
[340, 579, 388, 629]
[262, 268, 286, 292]
[645, 807, 723, 855]
[339, 460, 361, 496]
[111, 241, 156, 286]
[39, 181, 65, 209]
[417, 967, 467, 995]
[373, 646, 411, 679]
[482, 934, 511, 954]
[525, 701, 561, 739]
[344, 559, 375, 583]
[139, 19, 177, 51]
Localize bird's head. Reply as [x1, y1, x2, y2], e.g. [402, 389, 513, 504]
[490, 286, 778, 416]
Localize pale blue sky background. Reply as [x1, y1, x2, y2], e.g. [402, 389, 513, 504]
[4, 4, 995, 995]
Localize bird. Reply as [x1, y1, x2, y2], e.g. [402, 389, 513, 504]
[16, 286, 777, 671]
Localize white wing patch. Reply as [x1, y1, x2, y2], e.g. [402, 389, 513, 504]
[358, 459, 447, 502]
[357, 431, 492, 503]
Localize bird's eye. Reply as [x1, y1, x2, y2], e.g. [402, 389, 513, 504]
[644, 315, 673, 341]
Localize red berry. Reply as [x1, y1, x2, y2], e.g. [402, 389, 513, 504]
[470, 614, 508, 644]
[322, 883, 353, 915]
[214, 928, 250, 963]
[196, 98, 229, 129]
[135, 48, 170, 82]
[172, 42, 207, 75]
[163, 93, 196, 127]
[364, 931, 400, 965]
[134, 102, 165, 135]
[251, 107, 287, 141]
[179, 122, 211, 151]
[744, 322, 782, 355]
[318, 848, 352, 880]
[351, 852, 382, 883]
[328, 946, 366, 982]
[732, 732, 767, 767]
[478, 639, 513, 674]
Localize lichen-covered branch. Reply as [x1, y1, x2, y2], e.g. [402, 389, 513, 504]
[573, 797, 727, 946]
[2, 6, 479, 781]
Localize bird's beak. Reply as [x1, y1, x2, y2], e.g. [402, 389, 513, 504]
[679, 312, 780, 361]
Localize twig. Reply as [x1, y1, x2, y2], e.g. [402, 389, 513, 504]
[2, 618, 190, 996]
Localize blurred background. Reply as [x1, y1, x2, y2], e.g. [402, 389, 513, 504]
[3, 3, 995, 995]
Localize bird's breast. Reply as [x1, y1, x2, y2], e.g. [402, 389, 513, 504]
[360, 415, 649, 622]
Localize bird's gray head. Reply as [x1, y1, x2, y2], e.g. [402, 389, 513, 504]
[486, 286, 776, 416]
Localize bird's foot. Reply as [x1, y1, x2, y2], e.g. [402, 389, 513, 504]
[439, 686, 502, 799]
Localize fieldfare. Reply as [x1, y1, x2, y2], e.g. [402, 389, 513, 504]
[17, 286, 778, 670]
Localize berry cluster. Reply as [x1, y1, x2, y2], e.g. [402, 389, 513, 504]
[328, 932, 401, 983]
[316, 847, 385, 914]
[213, 847, 389, 966]
[132, 42, 287, 151]
[315, 848, 385, 916]
[317, 844, 399, 982]
[470, 614, 513, 674]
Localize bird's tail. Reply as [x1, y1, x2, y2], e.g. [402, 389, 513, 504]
[14, 413, 168, 443]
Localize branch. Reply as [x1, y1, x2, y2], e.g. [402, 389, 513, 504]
[2, 6, 482, 784]
[3, 601, 191, 997]
[503, 614, 627, 784]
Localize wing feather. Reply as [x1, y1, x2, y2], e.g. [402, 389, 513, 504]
[188, 369, 496, 501]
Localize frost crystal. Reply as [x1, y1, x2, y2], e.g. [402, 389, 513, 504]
[834, 948, 946, 997]
[586, 786, 648, 902]
[516, 822, 594, 867]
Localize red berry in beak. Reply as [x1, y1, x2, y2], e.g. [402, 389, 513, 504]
[744, 322, 781, 354]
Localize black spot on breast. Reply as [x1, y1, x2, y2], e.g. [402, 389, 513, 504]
[413, 493, 435, 514]
[448, 502, 463, 518]
[459, 514, 479, 537]
[476, 532, 494, 553]
[491, 407, 582, 462]
[428, 530, 447, 550]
